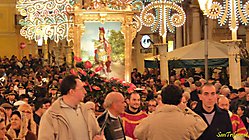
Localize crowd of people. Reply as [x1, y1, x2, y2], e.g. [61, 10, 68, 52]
[0, 54, 248, 140]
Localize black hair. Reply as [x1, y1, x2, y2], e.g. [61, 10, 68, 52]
[60, 75, 79, 95]
[11, 111, 21, 119]
[238, 88, 245, 92]
[127, 92, 141, 100]
[19, 94, 29, 100]
[161, 84, 183, 105]
[34, 98, 51, 111]
[238, 105, 246, 111]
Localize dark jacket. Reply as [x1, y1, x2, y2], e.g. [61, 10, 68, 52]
[194, 102, 233, 140]
[97, 111, 126, 140]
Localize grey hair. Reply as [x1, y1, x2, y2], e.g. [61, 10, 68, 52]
[103, 92, 122, 109]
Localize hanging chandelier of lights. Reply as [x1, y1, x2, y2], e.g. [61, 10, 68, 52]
[16, 0, 75, 43]
[132, 0, 186, 37]
[206, 0, 249, 39]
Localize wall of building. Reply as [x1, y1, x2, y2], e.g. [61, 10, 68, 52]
[0, 0, 19, 58]
[0, 0, 39, 59]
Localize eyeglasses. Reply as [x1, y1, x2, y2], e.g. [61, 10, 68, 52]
[21, 111, 31, 114]
[148, 105, 157, 107]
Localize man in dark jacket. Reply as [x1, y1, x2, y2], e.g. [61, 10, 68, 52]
[97, 92, 126, 140]
[194, 83, 233, 140]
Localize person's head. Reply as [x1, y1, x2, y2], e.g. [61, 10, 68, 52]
[0, 118, 6, 139]
[147, 99, 157, 113]
[199, 83, 217, 112]
[214, 82, 222, 92]
[230, 89, 238, 100]
[10, 111, 22, 130]
[19, 94, 29, 104]
[194, 81, 202, 90]
[220, 86, 230, 97]
[149, 78, 155, 87]
[42, 98, 51, 110]
[18, 104, 32, 120]
[133, 68, 138, 73]
[127, 92, 141, 111]
[8, 93, 15, 101]
[104, 92, 125, 116]
[237, 105, 246, 116]
[217, 95, 230, 111]
[0, 108, 7, 125]
[49, 85, 58, 95]
[161, 84, 182, 105]
[173, 80, 181, 88]
[238, 88, 246, 99]
[34, 98, 51, 115]
[60, 75, 87, 103]
[161, 79, 168, 86]
[0, 103, 12, 119]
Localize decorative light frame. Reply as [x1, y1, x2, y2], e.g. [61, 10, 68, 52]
[207, 0, 249, 32]
[16, 0, 75, 43]
[133, 0, 186, 37]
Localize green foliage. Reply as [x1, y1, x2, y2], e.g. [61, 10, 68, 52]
[108, 30, 125, 64]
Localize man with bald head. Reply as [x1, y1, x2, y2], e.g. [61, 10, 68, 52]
[97, 92, 126, 140]
[218, 95, 248, 139]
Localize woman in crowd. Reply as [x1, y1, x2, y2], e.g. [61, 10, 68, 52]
[0, 107, 8, 126]
[0, 118, 12, 140]
[237, 105, 249, 129]
[7, 111, 37, 140]
[17, 104, 37, 135]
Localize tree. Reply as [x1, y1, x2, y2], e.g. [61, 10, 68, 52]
[108, 30, 125, 64]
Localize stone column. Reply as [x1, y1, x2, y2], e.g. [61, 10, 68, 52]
[43, 40, 48, 60]
[65, 42, 73, 66]
[156, 43, 169, 82]
[53, 43, 60, 66]
[133, 33, 144, 73]
[122, 14, 134, 82]
[176, 27, 183, 49]
[246, 27, 249, 49]
[223, 41, 241, 89]
[191, 5, 201, 43]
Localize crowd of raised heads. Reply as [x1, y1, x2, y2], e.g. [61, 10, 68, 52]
[132, 67, 249, 121]
[0, 55, 248, 139]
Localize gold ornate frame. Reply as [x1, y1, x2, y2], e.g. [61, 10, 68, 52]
[73, 8, 137, 82]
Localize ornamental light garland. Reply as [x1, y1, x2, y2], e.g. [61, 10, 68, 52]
[138, 0, 186, 37]
[16, 0, 75, 43]
[207, 0, 249, 40]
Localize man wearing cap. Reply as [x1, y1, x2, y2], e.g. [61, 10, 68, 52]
[230, 88, 247, 112]
[6, 91, 16, 106]
[1, 103, 13, 124]
[48, 85, 59, 103]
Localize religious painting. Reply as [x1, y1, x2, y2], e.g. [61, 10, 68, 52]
[81, 22, 125, 79]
